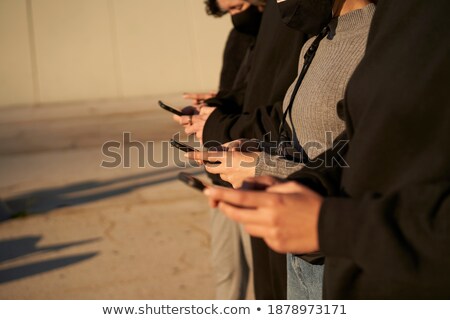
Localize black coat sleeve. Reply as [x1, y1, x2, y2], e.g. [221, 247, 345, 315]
[318, 181, 450, 288]
[203, 101, 284, 147]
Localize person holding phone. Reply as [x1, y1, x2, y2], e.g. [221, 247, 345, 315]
[174, 0, 264, 143]
[171, 0, 264, 300]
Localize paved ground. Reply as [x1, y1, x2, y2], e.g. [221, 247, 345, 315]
[0, 95, 216, 299]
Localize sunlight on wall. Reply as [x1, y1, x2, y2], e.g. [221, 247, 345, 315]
[0, 0, 231, 107]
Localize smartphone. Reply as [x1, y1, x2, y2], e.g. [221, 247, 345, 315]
[170, 139, 221, 165]
[178, 172, 208, 191]
[170, 139, 199, 153]
[158, 100, 184, 116]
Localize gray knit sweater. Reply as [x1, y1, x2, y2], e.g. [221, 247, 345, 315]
[255, 4, 376, 178]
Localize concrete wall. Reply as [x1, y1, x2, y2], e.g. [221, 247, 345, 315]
[0, 0, 231, 107]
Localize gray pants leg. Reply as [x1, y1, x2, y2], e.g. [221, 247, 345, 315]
[210, 207, 253, 299]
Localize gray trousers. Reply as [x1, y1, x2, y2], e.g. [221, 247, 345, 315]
[210, 207, 254, 299]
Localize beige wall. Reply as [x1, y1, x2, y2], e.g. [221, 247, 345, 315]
[0, 0, 231, 107]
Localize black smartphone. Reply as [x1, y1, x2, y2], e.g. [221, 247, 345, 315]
[170, 139, 199, 153]
[158, 100, 184, 116]
[178, 172, 208, 191]
[170, 139, 221, 164]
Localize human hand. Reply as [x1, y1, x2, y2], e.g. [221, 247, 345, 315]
[178, 106, 216, 143]
[185, 149, 260, 188]
[203, 180, 323, 254]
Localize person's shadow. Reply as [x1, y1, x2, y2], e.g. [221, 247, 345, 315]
[0, 235, 99, 284]
[1, 166, 203, 221]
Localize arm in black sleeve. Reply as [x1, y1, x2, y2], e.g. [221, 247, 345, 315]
[319, 181, 450, 290]
[203, 101, 284, 147]
[206, 38, 255, 110]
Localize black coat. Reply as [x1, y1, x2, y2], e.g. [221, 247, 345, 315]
[217, 28, 255, 98]
[203, 0, 307, 145]
[290, 0, 450, 299]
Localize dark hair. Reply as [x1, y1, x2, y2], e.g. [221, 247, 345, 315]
[204, 0, 226, 17]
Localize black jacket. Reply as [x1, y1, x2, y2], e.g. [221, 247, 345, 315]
[203, 0, 307, 145]
[290, 0, 450, 299]
[217, 28, 255, 98]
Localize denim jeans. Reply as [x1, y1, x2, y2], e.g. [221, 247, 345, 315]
[287, 253, 324, 300]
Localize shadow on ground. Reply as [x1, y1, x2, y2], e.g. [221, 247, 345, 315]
[0, 236, 99, 284]
[1, 166, 203, 221]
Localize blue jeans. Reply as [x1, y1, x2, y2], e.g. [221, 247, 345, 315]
[287, 254, 324, 300]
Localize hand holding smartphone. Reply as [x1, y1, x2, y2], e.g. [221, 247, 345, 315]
[178, 173, 245, 211]
[170, 139, 220, 165]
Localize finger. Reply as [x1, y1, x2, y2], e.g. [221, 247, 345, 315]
[239, 152, 260, 163]
[184, 151, 225, 162]
[219, 174, 229, 183]
[204, 187, 276, 208]
[217, 202, 267, 225]
[208, 145, 228, 152]
[204, 163, 225, 175]
[203, 150, 256, 166]
[199, 106, 215, 115]
[185, 126, 196, 135]
[182, 93, 200, 100]
[172, 114, 181, 123]
[223, 139, 244, 150]
[185, 124, 201, 135]
[185, 92, 210, 99]
[179, 115, 192, 125]
[208, 197, 219, 208]
[231, 181, 244, 189]
[266, 181, 306, 194]
[184, 151, 201, 160]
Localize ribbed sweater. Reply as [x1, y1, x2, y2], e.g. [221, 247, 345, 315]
[255, 4, 375, 178]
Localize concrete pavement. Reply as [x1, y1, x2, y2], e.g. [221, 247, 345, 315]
[0, 95, 215, 299]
